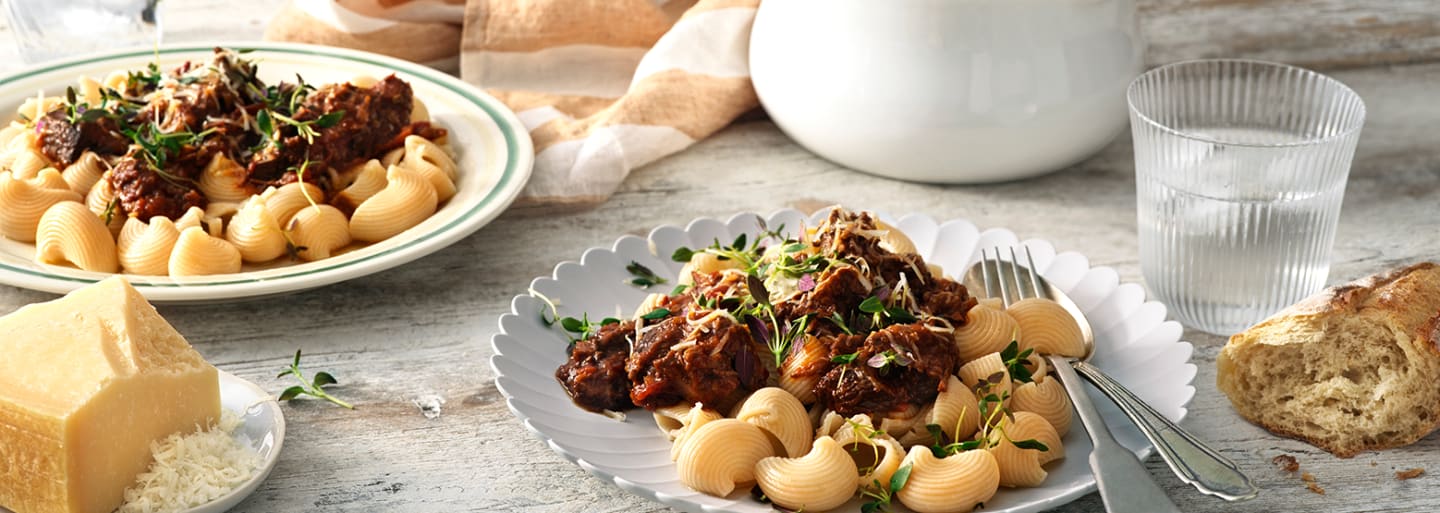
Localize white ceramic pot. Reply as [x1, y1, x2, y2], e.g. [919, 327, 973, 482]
[750, 0, 1143, 183]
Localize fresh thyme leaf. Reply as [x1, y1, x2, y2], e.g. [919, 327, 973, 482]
[732, 233, 747, 252]
[1012, 439, 1050, 452]
[889, 463, 912, 493]
[601, 317, 620, 326]
[829, 312, 853, 335]
[859, 296, 884, 314]
[314, 110, 345, 128]
[886, 307, 916, 324]
[560, 317, 586, 333]
[671, 246, 695, 262]
[625, 261, 667, 288]
[1000, 340, 1035, 383]
[276, 349, 354, 409]
[831, 352, 859, 364]
[641, 308, 670, 321]
[670, 284, 689, 295]
[783, 242, 805, 253]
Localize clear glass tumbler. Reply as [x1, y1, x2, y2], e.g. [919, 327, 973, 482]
[1127, 60, 1366, 335]
[5, 0, 161, 64]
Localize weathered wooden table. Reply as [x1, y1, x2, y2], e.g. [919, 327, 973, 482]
[2, 1, 1439, 512]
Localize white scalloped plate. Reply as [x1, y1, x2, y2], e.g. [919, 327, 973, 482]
[491, 209, 1196, 513]
[0, 42, 533, 303]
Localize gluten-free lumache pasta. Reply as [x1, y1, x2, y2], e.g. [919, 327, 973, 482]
[552, 208, 1092, 512]
[0, 48, 460, 276]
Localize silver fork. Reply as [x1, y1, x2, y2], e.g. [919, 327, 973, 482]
[973, 246, 1258, 510]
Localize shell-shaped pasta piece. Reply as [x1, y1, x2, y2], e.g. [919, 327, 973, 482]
[873, 219, 917, 255]
[831, 421, 905, 491]
[170, 206, 224, 237]
[733, 388, 810, 458]
[332, 159, 387, 214]
[168, 226, 241, 276]
[816, 410, 861, 439]
[1011, 377, 1072, 436]
[955, 303, 1020, 363]
[0, 125, 23, 149]
[401, 135, 457, 189]
[10, 150, 50, 179]
[61, 151, 105, 195]
[287, 205, 352, 261]
[897, 446, 1000, 513]
[16, 95, 61, 123]
[198, 153, 254, 203]
[1007, 298, 1086, 357]
[380, 147, 405, 168]
[754, 436, 858, 511]
[31, 168, 68, 191]
[926, 375, 982, 443]
[85, 173, 124, 236]
[876, 404, 925, 438]
[958, 352, 1011, 405]
[411, 97, 431, 123]
[986, 411, 1061, 487]
[102, 70, 129, 90]
[118, 216, 181, 275]
[0, 171, 83, 241]
[657, 403, 724, 461]
[35, 201, 117, 272]
[678, 251, 742, 286]
[349, 165, 437, 242]
[261, 182, 326, 227]
[779, 337, 827, 405]
[206, 201, 240, 221]
[675, 419, 774, 496]
[226, 196, 287, 262]
[76, 76, 104, 105]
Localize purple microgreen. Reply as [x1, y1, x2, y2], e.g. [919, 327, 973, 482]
[797, 273, 816, 292]
[747, 316, 772, 346]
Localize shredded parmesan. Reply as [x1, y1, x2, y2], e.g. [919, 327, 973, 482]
[117, 410, 261, 513]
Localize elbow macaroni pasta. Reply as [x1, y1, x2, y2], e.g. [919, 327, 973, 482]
[733, 387, 810, 458]
[1006, 298, 1086, 357]
[35, 201, 118, 273]
[897, 446, 1000, 513]
[675, 419, 773, 497]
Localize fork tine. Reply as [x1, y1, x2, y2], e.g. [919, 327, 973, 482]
[1023, 246, 1049, 301]
[1008, 246, 1029, 301]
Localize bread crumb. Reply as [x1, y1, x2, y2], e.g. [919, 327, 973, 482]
[1301, 472, 1316, 483]
[1396, 468, 1424, 480]
[1272, 455, 1299, 473]
[1306, 482, 1326, 495]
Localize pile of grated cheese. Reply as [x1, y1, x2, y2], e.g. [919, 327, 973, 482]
[117, 410, 261, 513]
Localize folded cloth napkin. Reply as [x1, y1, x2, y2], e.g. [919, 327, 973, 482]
[265, 0, 760, 206]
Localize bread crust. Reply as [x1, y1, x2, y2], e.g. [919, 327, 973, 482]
[1218, 262, 1440, 457]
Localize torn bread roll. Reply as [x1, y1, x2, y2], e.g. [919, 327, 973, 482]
[1217, 262, 1440, 457]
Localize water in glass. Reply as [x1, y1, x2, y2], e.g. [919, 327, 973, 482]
[1138, 127, 1346, 335]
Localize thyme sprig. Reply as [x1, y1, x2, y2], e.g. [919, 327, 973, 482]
[626, 261, 667, 288]
[277, 350, 354, 409]
[860, 463, 912, 513]
[1000, 340, 1036, 384]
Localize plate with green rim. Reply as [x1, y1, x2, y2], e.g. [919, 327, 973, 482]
[0, 42, 533, 303]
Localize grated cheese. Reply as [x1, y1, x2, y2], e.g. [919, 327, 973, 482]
[117, 410, 261, 513]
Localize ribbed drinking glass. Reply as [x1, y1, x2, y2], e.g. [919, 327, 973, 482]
[1127, 59, 1366, 335]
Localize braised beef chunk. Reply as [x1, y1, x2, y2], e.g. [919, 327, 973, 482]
[248, 75, 415, 189]
[776, 266, 869, 335]
[110, 155, 205, 221]
[556, 320, 637, 413]
[380, 120, 449, 153]
[922, 277, 977, 326]
[36, 110, 130, 167]
[627, 316, 767, 412]
[814, 210, 930, 290]
[814, 323, 961, 418]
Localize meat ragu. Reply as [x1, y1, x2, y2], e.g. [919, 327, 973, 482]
[554, 208, 979, 424]
[32, 48, 443, 221]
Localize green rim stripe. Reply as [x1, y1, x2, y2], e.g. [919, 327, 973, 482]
[0, 44, 525, 288]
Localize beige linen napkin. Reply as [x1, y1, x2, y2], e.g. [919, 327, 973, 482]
[265, 0, 760, 206]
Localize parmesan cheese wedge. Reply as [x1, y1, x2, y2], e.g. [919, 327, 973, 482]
[0, 277, 220, 513]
